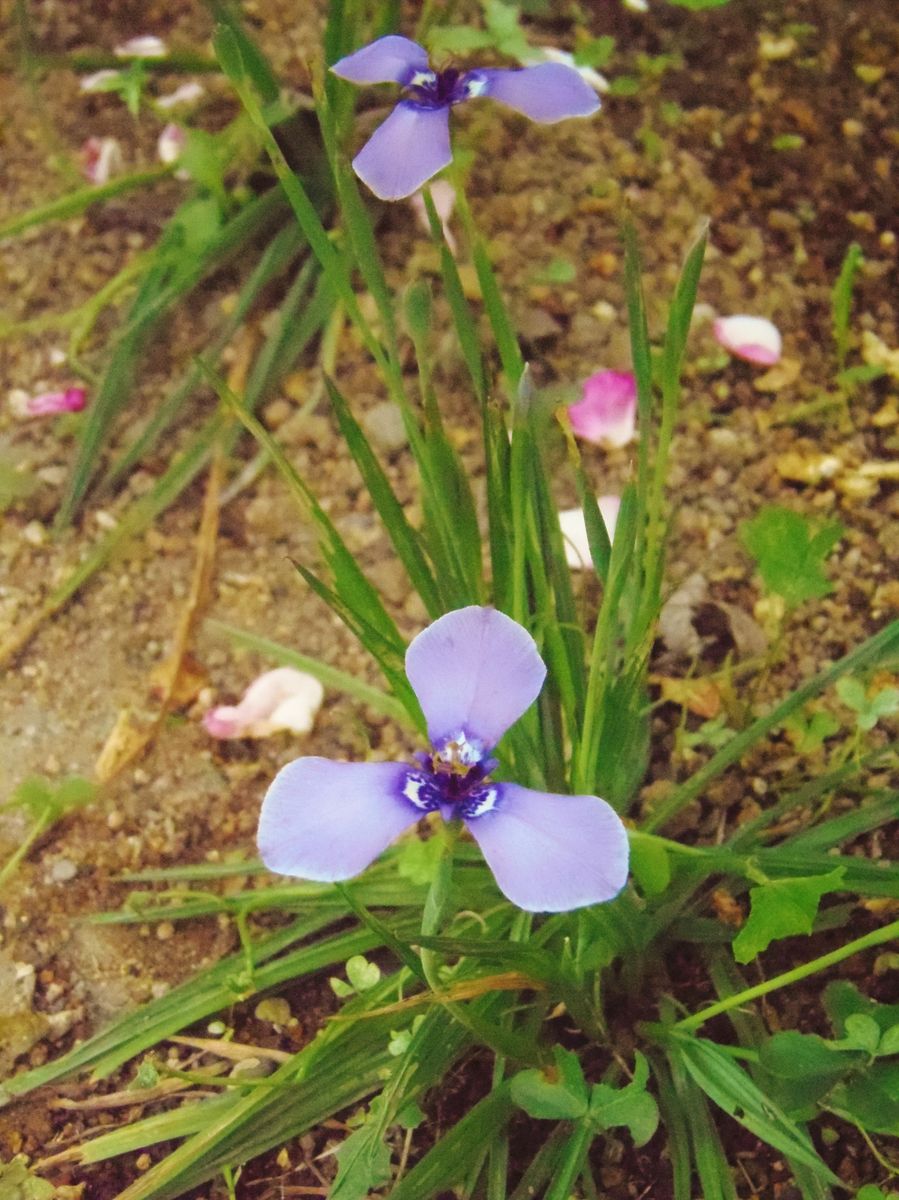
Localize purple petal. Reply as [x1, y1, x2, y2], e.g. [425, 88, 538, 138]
[466, 784, 629, 912]
[331, 35, 429, 85]
[476, 63, 601, 123]
[352, 101, 452, 201]
[258, 758, 418, 881]
[405, 607, 546, 751]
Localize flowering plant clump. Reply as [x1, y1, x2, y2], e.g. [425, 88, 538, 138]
[330, 35, 600, 200]
[258, 607, 628, 912]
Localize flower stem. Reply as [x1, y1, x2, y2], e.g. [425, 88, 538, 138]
[673, 914, 899, 1034]
[0, 811, 52, 890]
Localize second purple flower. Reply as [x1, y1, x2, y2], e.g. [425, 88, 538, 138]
[331, 35, 600, 201]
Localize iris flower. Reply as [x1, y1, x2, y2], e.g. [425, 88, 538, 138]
[258, 607, 628, 912]
[331, 35, 600, 201]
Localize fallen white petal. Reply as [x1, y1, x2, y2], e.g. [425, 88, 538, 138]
[80, 69, 121, 92]
[530, 46, 608, 94]
[157, 81, 205, 109]
[713, 315, 782, 366]
[559, 496, 620, 570]
[203, 668, 324, 739]
[157, 123, 186, 164]
[79, 136, 123, 185]
[410, 180, 458, 255]
[114, 35, 167, 58]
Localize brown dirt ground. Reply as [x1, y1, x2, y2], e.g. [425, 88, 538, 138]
[0, 0, 897, 1196]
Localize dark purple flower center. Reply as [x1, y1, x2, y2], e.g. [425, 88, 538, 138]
[400, 731, 499, 820]
[402, 67, 484, 110]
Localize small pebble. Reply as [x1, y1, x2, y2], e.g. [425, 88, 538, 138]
[361, 401, 407, 454]
[48, 859, 78, 883]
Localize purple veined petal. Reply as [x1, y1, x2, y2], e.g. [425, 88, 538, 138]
[352, 101, 452, 201]
[331, 35, 430, 85]
[466, 783, 629, 912]
[405, 606, 546, 751]
[475, 62, 601, 123]
[258, 758, 419, 882]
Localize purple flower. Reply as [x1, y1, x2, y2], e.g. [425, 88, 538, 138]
[258, 607, 628, 912]
[330, 35, 600, 201]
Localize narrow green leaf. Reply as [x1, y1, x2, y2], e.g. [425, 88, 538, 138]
[324, 376, 442, 616]
[674, 1036, 840, 1183]
[832, 241, 863, 368]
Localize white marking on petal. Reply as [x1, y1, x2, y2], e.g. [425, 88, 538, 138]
[409, 70, 437, 88]
[462, 73, 487, 99]
[464, 787, 498, 818]
[434, 730, 486, 771]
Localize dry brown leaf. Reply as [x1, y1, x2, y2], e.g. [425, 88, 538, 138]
[753, 356, 801, 392]
[711, 888, 745, 927]
[332, 971, 545, 1020]
[94, 441, 225, 783]
[834, 471, 879, 500]
[653, 675, 722, 718]
[659, 573, 707, 658]
[775, 450, 842, 484]
[94, 709, 155, 785]
[167, 1034, 290, 1063]
[149, 650, 208, 707]
[858, 459, 899, 480]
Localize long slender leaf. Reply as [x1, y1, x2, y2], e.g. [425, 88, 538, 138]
[643, 618, 899, 832]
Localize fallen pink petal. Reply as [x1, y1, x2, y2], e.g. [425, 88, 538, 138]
[157, 123, 187, 165]
[567, 370, 637, 448]
[559, 497, 620, 570]
[79, 136, 123, 185]
[114, 35, 167, 58]
[13, 387, 88, 418]
[713, 314, 782, 365]
[409, 180, 457, 254]
[203, 668, 325, 740]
